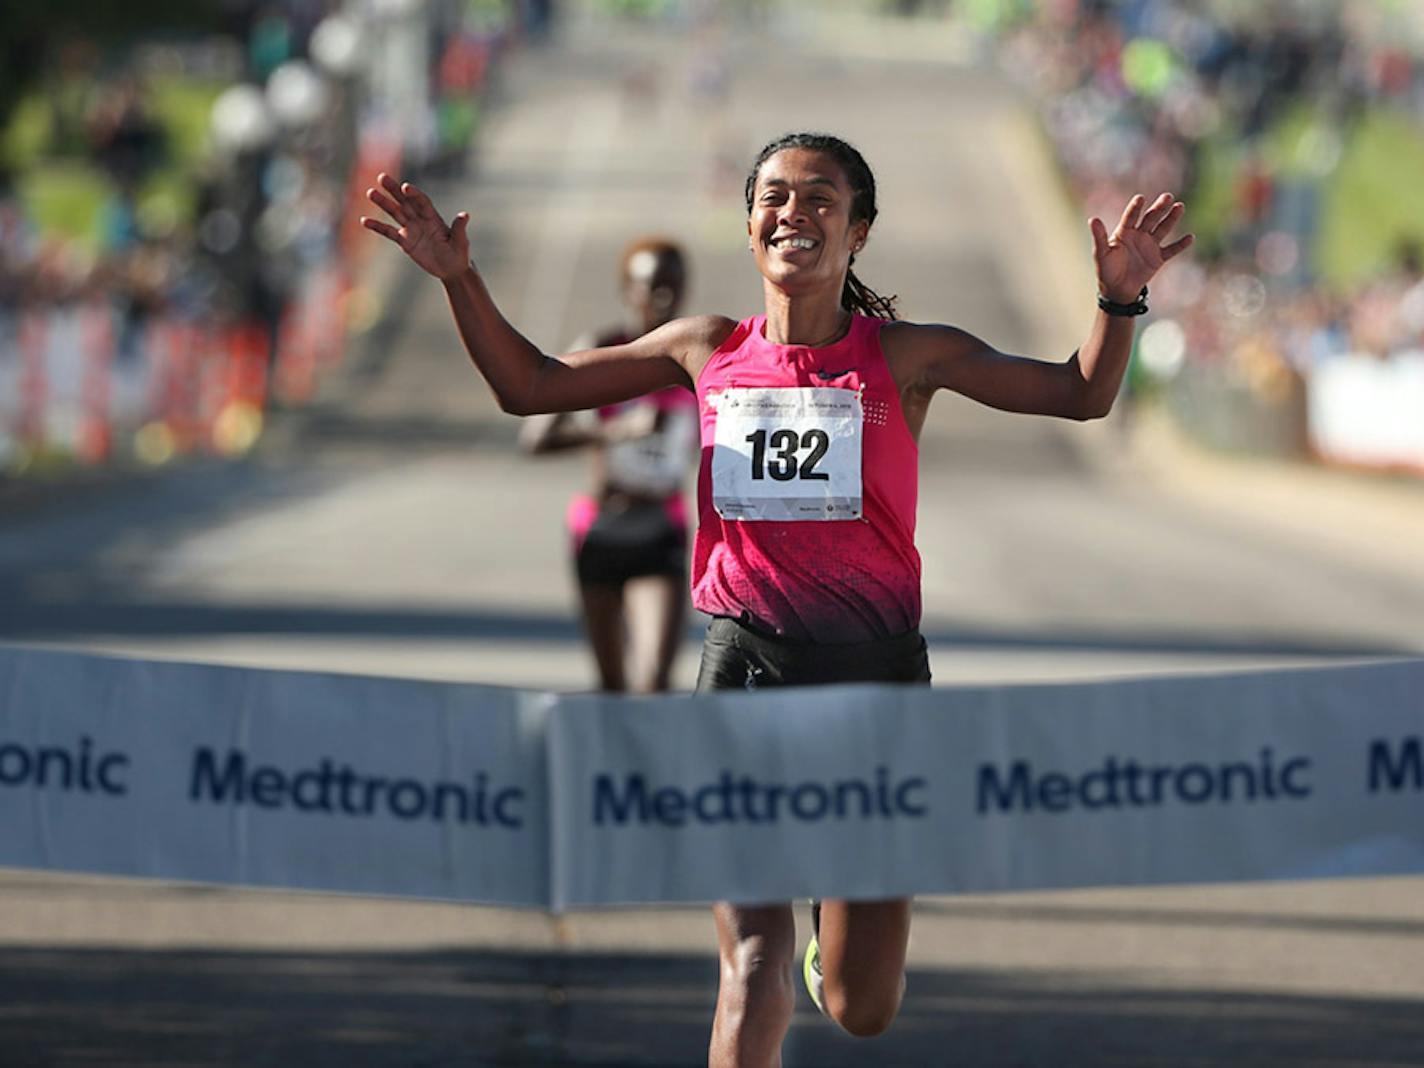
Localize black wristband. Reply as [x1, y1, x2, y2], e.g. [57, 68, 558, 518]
[1097, 286, 1149, 317]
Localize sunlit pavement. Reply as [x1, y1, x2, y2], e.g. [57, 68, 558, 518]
[2, 11, 1423, 1067]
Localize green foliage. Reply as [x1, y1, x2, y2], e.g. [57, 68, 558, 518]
[1260, 105, 1334, 181]
[4, 71, 217, 244]
[1187, 102, 1424, 290]
[1317, 108, 1424, 290]
[135, 166, 199, 239]
[16, 162, 111, 249]
[1120, 38, 1178, 100]
[1, 97, 53, 170]
[1185, 135, 1236, 259]
[148, 76, 223, 165]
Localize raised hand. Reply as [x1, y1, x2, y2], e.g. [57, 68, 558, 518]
[1089, 193, 1193, 304]
[361, 174, 471, 281]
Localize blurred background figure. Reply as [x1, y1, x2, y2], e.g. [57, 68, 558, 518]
[520, 238, 698, 693]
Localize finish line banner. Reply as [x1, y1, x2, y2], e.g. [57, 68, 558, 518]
[2, 646, 1421, 909]
[0, 647, 552, 906]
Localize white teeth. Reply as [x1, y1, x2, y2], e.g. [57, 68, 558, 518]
[773, 236, 816, 250]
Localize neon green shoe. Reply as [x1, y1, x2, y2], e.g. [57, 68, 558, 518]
[804, 900, 826, 1015]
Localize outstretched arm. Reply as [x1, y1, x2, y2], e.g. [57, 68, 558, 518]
[362, 175, 716, 414]
[894, 192, 1193, 421]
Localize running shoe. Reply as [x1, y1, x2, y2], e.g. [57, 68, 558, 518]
[804, 900, 826, 1015]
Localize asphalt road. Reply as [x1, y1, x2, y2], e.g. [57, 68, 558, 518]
[2, 10, 1423, 1067]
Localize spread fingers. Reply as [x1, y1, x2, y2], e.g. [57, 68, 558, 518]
[367, 183, 407, 224]
[399, 181, 440, 221]
[1114, 194, 1146, 235]
[1141, 194, 1180, 234]
[360, 216, 402, 243]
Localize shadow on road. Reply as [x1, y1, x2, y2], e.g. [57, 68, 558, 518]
[0, 593, 1409, 661]
[916, 896, 1424, 938]
[2, 946, 1420, 1067]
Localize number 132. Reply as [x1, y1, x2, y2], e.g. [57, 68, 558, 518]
[745, 428, 831, 481]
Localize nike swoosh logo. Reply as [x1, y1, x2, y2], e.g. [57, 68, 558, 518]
[815, 368, 854, 380]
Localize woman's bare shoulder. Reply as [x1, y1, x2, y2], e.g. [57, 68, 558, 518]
[674, 314, 742, 352]
[650, 314, 742, 376]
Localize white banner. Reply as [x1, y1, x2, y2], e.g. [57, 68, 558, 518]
[551, 664, 1424, 906]
[1307, 352, 1424, 470]
[2, 645, 1421, 909]
[0, 646, 552, 906]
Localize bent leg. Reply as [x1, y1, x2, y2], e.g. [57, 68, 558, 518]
[815, 897, 911, 1038]
[710, 902, 796, 1068]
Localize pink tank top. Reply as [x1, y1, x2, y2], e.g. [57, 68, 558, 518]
[692, 314, 921, 642]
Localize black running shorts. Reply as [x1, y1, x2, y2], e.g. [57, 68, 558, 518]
[575, 500, 687, 587]
[694, 615, 932, 693]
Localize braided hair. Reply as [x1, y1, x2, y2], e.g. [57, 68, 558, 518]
[744, 132, 899, 321]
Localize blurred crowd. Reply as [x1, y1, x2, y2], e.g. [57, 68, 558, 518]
[963, 0, 1424, 464]
[8, 0, 1422, 473]
[0, 0, 518, 472]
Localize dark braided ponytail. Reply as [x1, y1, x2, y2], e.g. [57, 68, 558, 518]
[744, 132, 899, 321]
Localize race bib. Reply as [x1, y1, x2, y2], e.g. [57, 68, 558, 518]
[711, 387, 862, 521]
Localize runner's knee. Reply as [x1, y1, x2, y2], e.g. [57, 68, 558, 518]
[822, 983, 901, 1038]
[719, 939, 794, 1032]
[722, 934, 795, 997]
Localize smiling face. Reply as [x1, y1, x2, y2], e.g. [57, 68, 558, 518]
[747, 148, 869, 298]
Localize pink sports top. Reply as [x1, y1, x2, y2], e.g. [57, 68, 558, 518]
[692, 314, 921, 643]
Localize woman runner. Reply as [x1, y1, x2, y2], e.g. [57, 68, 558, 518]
[362, 131, 1192, 1066]
[519, 238, 699, 693]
